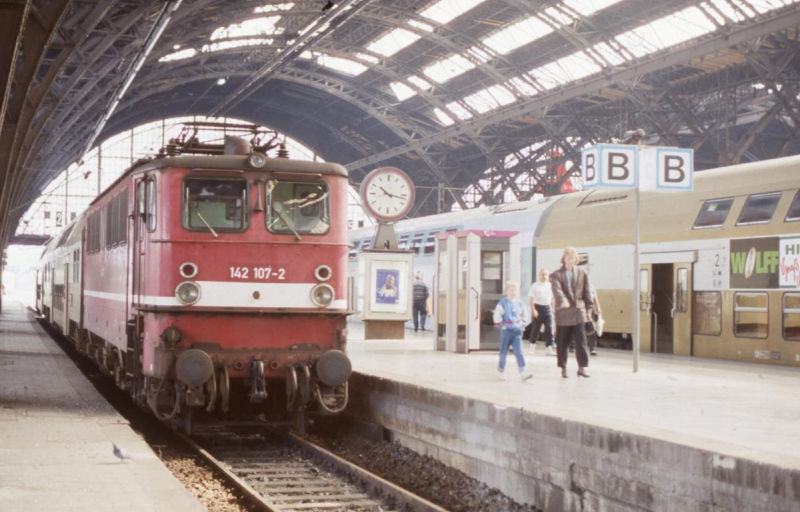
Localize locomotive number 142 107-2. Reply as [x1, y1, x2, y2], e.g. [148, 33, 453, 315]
[229, 266, 286, 280]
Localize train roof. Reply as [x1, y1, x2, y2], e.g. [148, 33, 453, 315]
[535, 154, 800, 248]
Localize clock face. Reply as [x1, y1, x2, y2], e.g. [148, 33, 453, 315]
[360, 167, 415, 221]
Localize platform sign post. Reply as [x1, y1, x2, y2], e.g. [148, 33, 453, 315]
[581, 144, 693, 372]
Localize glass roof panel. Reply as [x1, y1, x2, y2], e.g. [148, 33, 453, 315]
[367, 28, 421, 57]
[407, 75, 432, 91]
[482, 16, 554, 55]
[310, 53, 367, 76]
[390, 81, 417, 101]
[531, 51, 601, 90]
[433, 108, 455, 126]
[210, 16, 283, 40]
[420, 0, 489, 25]
[423, 54, 476, 83]
[562, 0, 625, 16]
[462, 85, 516, 114]
[543, 6, 577, 26]
[202, 39, 273, 53]
[254, 2, 295, 13]
[159, 48, 197, 62]
[445, 101, 474, 121]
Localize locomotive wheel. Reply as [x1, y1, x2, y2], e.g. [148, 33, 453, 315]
[285, 366, 298, 411]
[113, 351, 125, 389]
[298, 365, 311, 407]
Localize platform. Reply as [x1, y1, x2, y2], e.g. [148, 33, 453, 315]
[346, 321, 800, 511]
[0, 299, 204, 512]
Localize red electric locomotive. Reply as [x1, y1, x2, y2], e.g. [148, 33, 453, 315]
[36, 124, 352, 432]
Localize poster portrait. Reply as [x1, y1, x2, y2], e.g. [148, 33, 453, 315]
[359, 251, 413, 319]
[375, 268, 400, 304]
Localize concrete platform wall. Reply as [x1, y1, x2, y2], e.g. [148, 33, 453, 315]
[345, 373, 800, 511]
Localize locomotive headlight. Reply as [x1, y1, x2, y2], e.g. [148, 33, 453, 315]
[247, 152, 267, 168]
[310, 283, 334, 307]
[175, 281, 201, 305]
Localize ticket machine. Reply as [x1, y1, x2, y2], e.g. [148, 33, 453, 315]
[434, 230, 520, 353]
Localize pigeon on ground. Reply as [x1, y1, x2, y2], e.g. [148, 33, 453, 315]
[112, 442, 132, 461]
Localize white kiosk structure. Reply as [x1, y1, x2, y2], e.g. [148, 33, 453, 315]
[434, 230, 520, 353]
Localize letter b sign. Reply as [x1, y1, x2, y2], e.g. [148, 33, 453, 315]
[581, 145, 637, 189]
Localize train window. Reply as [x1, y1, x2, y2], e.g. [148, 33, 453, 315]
[397, 235, 409, 250]
[410, 234, 424, 254]
[693, 198, 733, 229]
[183, 177, 248, 232]
[676, 268, 689, 313]
[736, 192, 781, 225]
[146, 179, 156, 232]
[423, 231, 439, 254]
[692, 292, 721, 335]
[784, 293, 800, 340]
[266, 180, 329, 235]
[733, 292, 768, 339]
[786, 191, 800, 222]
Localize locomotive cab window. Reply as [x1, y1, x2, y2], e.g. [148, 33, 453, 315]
[183, 177, 248, 232]
[266, 180, 329, 235]
[736, 192, 781, 225]
[786, 190, 800, 222]
[693, 198, 733, 229]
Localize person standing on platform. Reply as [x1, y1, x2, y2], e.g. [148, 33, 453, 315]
[550, 247, 593, 378]
[528, 268, 556, 356]
[493, 282, 532, 382]
[412, 272, 429, 332]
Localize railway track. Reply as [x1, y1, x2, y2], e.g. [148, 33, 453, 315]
[184, 421, 449, 512]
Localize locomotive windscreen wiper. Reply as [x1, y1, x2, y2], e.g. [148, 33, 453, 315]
[190, 202, 219, 238]
[272, 206, 301, 241]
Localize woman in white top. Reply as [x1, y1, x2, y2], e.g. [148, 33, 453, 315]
[528, 268, 556, 355]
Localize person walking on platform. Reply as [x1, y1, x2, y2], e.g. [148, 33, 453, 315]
[412, 272, 430, 332]
[550, 247, 593, 378]
[493, 282, 533, 382]
[528, 268, 556, 356]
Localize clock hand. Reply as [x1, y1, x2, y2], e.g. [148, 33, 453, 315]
[379, 186, 398, 199]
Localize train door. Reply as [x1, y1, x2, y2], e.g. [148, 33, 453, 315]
[63, 262, 70, 335]
[648, 261, 693, 355]
[132, 178, 149, 303]
[639, 264, 653, 352]
[672, 263, 692, 356]
[651, 264, 674, 354]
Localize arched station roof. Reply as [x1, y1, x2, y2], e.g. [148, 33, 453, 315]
[2, 0, 800, 249]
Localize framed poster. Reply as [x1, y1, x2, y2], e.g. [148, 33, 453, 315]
[360, 251, 413, 320]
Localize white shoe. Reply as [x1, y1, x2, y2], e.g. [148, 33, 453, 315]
[497, 371, 507, 381]
[546, 346, 556, 356]
[519, 371, 533, 382]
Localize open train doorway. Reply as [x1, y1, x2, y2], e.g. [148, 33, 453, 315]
[651, 264, 674, 354]
[650, 261, 693, 355]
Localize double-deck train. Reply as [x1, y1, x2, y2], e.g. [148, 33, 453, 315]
[350, 155, 800, 367]
[36, 129, 352, 432]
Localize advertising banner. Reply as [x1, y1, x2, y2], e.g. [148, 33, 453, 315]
[730, 237, 779, 288]
[780, 236, 800, 288]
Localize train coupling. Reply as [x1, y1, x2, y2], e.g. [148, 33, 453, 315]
[249, 359, 268, 403]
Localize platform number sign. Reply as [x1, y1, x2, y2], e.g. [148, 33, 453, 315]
[581, 144, 693, 191]
[581, 144, 638, 189]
